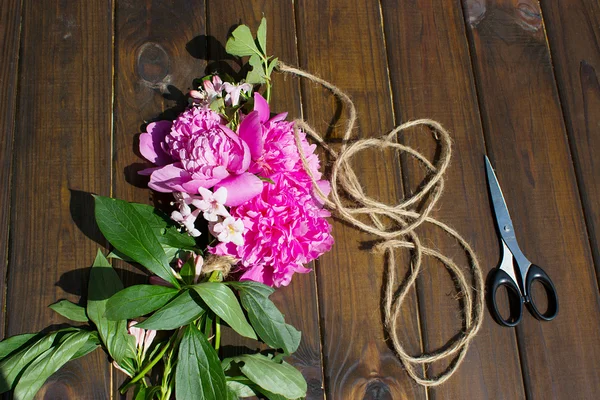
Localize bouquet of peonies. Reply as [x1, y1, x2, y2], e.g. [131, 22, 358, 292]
[0, 18, 332, 400]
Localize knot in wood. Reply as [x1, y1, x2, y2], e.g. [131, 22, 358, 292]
[363, 380, 393, 400]
[136, 42, 171, 85]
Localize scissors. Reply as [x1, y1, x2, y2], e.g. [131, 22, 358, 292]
[485, 156, 559, 327]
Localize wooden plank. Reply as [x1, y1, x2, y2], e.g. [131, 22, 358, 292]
[380, 0, 526, 398]
[113, 0, 207, 207]
[539, 0, 600, 282]
[294, 0, 426, 398]
[0, 0, 22, 340]
[112, 0, 206, 396]
[461, 0, 600, 397]
[203, 2, 326, 397]
[7, 0, 112, 397]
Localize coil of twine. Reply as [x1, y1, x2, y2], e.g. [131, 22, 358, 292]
[278, 62, 485, 387]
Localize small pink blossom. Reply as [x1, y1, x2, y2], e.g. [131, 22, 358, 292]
[222, 82, 253, 106]
[193, 254, 204, 283]
[128, 321, 156, 356]
[171, 203, 201, 237]
[196, 187, 229, 222]
[203, 75, 225, 102]
[211, 216, 245, 246]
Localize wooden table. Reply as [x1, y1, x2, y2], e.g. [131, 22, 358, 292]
[1, 0, 599, 398]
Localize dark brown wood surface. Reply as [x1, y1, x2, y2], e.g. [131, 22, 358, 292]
[0, 0, 22, 341]
[1, 0, 599, 398]
[5, 0, 113, 398]
[540, 0, 600, 280]
[382, 1, 526, 398]
[462, 0, 600, 398]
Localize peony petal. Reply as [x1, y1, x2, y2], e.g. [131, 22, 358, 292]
[138, 166, 161, 176]
[181, 178, 222, 193]
[139, 121, 173, 165]
[270, 112, 288, 123]
[238, 111, 264, 159]
[220, 125, 251, 172]
[148, 164, 188, 192]
[240, 264, 272, 286]
[253, 93, 270, 123]
[313, 179, 331, 207]
[215, 172, 263, 206]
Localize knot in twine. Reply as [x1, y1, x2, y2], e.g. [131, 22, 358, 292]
[202, 255, 236, 278]
[278, 62, 485, 387]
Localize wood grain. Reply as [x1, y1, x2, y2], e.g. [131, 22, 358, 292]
[295, 0, 426, 398]
[113, 0, 207, 207]
[0, 0, 22, 340]
[539, 0, 600, 283]
[112, 0, 207, 396]
[203, 2, 326, 397]
[461, 0, 600, 397]
[7, 0, 112, 398]
[381, 1, 526, 398]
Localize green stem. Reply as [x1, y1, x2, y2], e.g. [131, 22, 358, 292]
[263, 56, 272, 103]
[120, 336, 175, 394]
[215, 316, 221, 351]
[204, 313, 214, 339]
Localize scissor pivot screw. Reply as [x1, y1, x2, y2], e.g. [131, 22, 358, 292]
[503, 225, 511, 232]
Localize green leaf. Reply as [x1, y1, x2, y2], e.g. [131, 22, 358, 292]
[13, 331, 91, 400]
[226, 24, 260, 57]
[230, 281, 300, 353]
[93, 195, 179, 288]
[145, 386, 162, 399]
[254, 388, 290, 400]
[256, 17, 267, 54]
[135, 290, 204, 331]
[133, 384, 147, 400]
[0, 333, 38, 361]
[227, 379, 257, 398]
[105, 285, 179, 320]
[232, 354, 306, 399]
[129, 203, 197, 250]
[49, 300, 89, 323]
[179, 257, 196, 285]
[192, 282, 256, 340]
[87, 250, 136, 368]
[0, 329, 75, 393]
[246, 54, 266, 84]
[226, 387, 239, 400]
[175, 324, 227, 400]
[107, 249, 133, 261]
[209, 97, 225, 113]
[70, 331, 100, 361]
[267, 57, 279, 77]
[229, 281, 274, 297]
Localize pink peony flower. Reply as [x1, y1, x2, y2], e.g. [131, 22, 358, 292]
[239, 93, 322, 181]
[139, 106, 263, 206]
[210, 173, 333, 287]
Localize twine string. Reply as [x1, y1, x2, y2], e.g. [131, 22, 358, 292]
[278, 61, 485, 387]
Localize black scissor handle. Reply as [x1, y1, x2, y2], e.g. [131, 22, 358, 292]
[525, 264, 559, 321]
[491, 269, 523, 327]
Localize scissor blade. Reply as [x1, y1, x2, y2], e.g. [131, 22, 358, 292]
[485, 156, 532, 286]
[485, 156, 516, 239]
